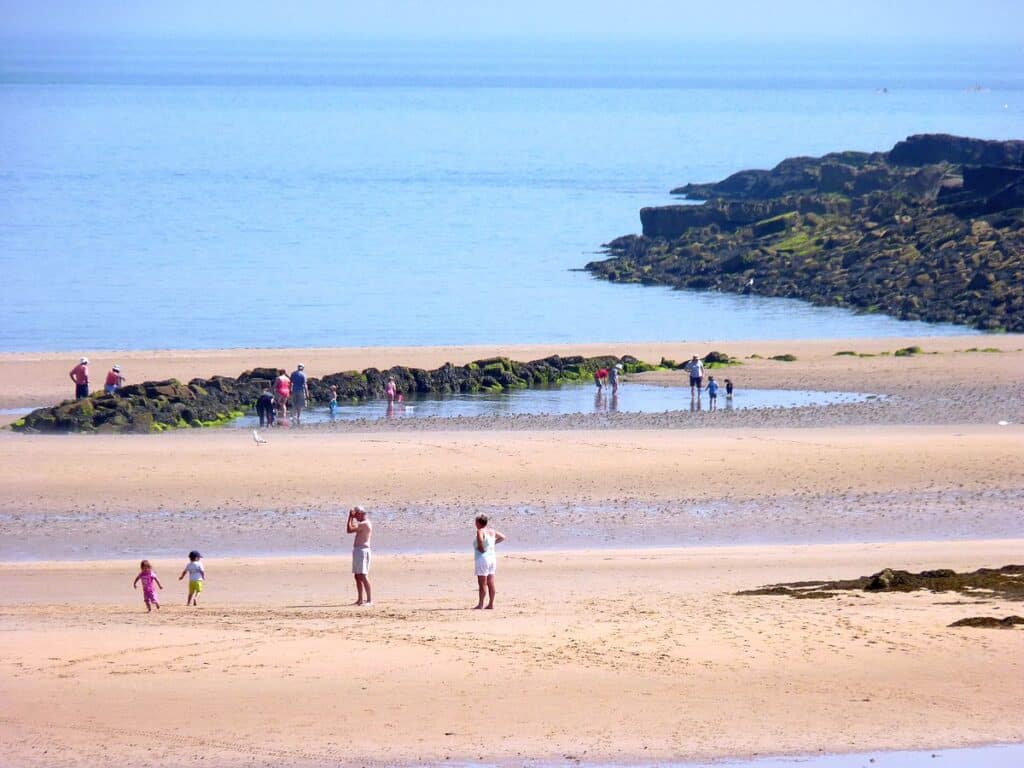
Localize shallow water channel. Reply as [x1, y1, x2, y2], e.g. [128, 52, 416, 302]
[234, 383, 876, 426]
[445, 742, 1024, 768]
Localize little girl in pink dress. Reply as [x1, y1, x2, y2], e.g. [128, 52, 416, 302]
[133, 560, 163, 611]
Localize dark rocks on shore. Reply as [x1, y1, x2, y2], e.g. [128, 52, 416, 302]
[586, 134, 1024, 332]
[13, 354, 655, 434]
[738, 564, 1024, 601]
[949, 615, 1024, 629]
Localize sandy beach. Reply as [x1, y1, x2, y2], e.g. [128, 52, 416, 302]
[1, 336, 1022, 766]
[2, 542, 1023, 767]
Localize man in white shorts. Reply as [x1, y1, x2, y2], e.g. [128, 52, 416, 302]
[347, 506, 373, 605]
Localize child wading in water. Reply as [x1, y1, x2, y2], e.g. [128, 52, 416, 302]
[133, 560, 163, 611]
[474, 514, 506, 610]
[179, 550, 206, 606]
[706, 375, 720, 411]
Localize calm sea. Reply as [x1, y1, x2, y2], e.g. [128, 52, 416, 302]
[1, 39, 1021, 352]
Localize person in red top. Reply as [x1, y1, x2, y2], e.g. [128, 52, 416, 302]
[69, 357, 89, 400]
[593, 367, 609, 390]
[104, 365, 125, 394]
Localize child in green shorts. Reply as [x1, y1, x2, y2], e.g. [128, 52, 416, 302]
[179, 550, 206, 606]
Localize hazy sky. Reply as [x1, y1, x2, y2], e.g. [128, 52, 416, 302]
[2, 0, 1022, 44]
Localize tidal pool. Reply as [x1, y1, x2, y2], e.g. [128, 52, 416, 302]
[549, 742, 1024, 768]
[233, 383, 877, 426]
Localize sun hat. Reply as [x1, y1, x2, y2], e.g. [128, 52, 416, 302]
[297, 363, 304, 370]
[112, 365, 120, 372]
[80, 357, 88, 364]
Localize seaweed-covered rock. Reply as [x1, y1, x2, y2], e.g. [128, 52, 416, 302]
[13, 353, 655, 434]
[587, 134, 1024, 332]
[949, 616, 1024, 629]
[740, 564, 1024, 602]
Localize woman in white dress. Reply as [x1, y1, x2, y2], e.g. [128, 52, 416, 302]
[474, 514, 506, 610]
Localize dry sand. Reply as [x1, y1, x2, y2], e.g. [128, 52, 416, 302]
[1, 542, 1022, 767]
[0, 336, 1022, 766]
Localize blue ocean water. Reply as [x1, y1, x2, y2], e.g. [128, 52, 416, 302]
[1, 39, 1021, 352]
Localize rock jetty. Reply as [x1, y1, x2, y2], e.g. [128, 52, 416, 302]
[586, 134, 1024, 331]
[13, 354, 652, 434]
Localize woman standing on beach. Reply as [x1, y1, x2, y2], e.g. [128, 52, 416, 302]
[274, 369, 291, 421]
[474, 514, 505, 610]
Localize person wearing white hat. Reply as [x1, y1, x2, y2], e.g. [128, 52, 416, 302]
[686, 354, 705, 398]
[104, 364, 125, 394]
[609, 363, 623, 395]
[69, 357, 90, 400]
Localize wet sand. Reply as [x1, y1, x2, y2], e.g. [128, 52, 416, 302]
[0, 425, 1021, 560]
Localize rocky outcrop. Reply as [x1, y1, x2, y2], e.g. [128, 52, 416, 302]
[949, 616, 1024, 628]
[738, 564, 1024, 601]
[587, 134, 1024, 331]
[13, 354, 653, 434]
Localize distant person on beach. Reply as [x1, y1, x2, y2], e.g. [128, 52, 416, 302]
[274, 369, 291, 420]
[69, 357, 89, 400]
[133, 559, 163, 612]
[594, 367, 608, 390]
[256, 387, 276, 427]
[706, 376, 719, 411]
[474, 514, 505, 610]
[724, 378, 734, 400]
[290, 364, 310, 425]
[328, 384, 338, 417]
[686, 355, 704, 397]
[385, 376, 397, 405]
[178, 550, 205, 606]
[347, 506, 373, 606]
[609, 364, 622, 394]
[104, 364, 125, 394]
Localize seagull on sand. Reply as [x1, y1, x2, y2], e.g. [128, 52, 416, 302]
[253, 429, 268, 445]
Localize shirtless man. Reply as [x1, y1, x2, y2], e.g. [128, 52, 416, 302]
[347, 506, 373, 605]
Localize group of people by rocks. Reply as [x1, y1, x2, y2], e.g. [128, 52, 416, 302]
[132, 507, 507, 611]
[69, 357, 125, 400]
[255, 364, 311, 427]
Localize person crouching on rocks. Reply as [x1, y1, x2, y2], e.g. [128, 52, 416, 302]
[104, 364, 125, 394]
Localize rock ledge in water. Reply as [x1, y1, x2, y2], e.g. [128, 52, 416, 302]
[586, 134, 1024, 331]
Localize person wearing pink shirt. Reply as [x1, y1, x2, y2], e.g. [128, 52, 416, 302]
[133, 560, 163, 612]
[69, 357, 89, 400]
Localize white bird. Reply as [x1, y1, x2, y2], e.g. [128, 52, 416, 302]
[253, 429, 268, 445]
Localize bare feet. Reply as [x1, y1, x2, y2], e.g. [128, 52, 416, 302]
[485, 605, 494, 610]
[473, 604, 483, 610]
